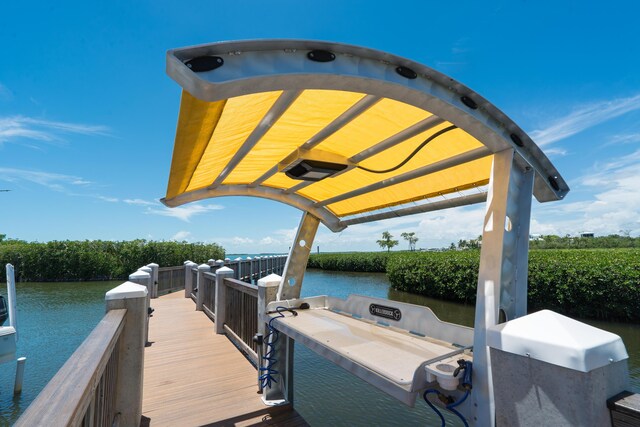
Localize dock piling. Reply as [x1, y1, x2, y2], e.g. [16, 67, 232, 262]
[13, 356, 25, 395]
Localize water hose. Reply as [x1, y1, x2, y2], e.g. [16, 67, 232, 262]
[259, 306, 298, 389]
[423, 360, 473, 427]
[423, 389, 446, 427]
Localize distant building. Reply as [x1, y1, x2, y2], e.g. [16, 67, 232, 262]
[579, 232, 595, 238]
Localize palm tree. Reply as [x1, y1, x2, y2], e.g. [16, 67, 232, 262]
[377, 231, 399, 252]
[401, 232, 419, 251]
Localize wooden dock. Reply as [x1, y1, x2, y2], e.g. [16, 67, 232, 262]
[142, 292, 307, 427]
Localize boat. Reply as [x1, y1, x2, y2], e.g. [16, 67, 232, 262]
[2, 264, 26, 395]
[158, 39, 633, 426]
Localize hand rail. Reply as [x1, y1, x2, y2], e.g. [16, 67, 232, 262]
[15, 309, 127, 427]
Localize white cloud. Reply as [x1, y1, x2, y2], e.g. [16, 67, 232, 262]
[98, 196, 119, 203]
[171, 231, 192, 241]
[0, 167, 92, 192]
[146, 204, 224, 222]
[531, 150, 640, 237]
[0, 115, 110, 146]
[232, 237, 255, 245]
[542, 147, 568, 157]
[124, 198, 157, 206]
[259, 236, 277, 245]
[607, 133, 640, 145]
[530, 93, 640, 146]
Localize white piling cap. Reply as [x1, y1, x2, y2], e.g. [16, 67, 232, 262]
[198, 263, 210, 271]
[147, 263, 159, 268]
[258, 273, 282, 287]
[216, 266, 234, 274]
[106, 281, 148, 300]
[129, 270, 150, 279]
[139, 266, 152, 273]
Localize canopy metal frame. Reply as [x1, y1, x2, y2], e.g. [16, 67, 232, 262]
[163, 39, 568, 232]
[163, 39, 568, 426]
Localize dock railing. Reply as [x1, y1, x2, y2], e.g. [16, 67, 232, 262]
[14, 256, 286, 426]
[177, 256, 286, 366]
[157, 265, 185, 295]
[15, 282, 148, 427]
[222, 277, 259, 364]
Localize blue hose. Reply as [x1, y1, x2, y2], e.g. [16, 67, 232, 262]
[447, 389, 469, 409]
[424, 360, 473, 426]
[446, 390, 470, 427]
[259, 306, 296, 389]
[447, 406, 469, 427]
[423, 389, 446, 427]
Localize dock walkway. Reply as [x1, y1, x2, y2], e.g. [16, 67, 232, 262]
[142, 292, 307, 426]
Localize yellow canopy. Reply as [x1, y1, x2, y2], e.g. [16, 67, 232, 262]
[163, 40, 568, 231]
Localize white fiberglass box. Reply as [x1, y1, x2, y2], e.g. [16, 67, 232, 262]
[487, 310, 629, 427]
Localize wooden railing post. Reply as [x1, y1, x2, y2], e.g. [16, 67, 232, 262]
[215, 267, 234, 334]
[105, 282, 147, 427]
[146, 263, 159, 298]
[184, 261, 197, 298]
[139, 265, 153, 294]
[196, 264, 210, 311]
[233, 258, 242, 280]
[247, 257, 253, 283]
[257, 274, 280, 338]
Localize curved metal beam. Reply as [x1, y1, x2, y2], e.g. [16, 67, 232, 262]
[167, 39, 568, 203]
[161, 184, 345, 232]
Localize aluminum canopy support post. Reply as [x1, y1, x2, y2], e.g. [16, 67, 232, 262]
[277, 212, 320, 300]
[263, 212, 318, 406]
[472, 149, 534, 426]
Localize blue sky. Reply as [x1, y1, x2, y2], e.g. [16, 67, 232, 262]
[1, 1, 640, 254]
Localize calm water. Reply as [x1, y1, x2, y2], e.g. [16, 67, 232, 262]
[0, 280, 119, 426]
[0, 271, 637, 426]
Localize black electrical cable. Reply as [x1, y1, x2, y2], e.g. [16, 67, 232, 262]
[356, 125, 458, 174]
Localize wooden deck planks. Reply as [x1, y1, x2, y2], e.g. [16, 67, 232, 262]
[142, 292, 307, 427]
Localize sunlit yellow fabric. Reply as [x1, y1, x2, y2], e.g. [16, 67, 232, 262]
[325, 157, 492, 216]
[313, 98, 433, 158]
[166, 91, 226, 199]
[293, 126, 488, 214]
[184, 90, 283, 192]
[223, 90, 366, 184]
[167, 89, 493, 218]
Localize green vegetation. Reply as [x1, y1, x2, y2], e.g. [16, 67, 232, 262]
[376, 231, 399, 252]
[0, 239, 224, 282]
[529, 234, 640, 249]
[309, 249, 640, 322]
[307, 252, 391, 272]
[453, 234, 640, 250]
